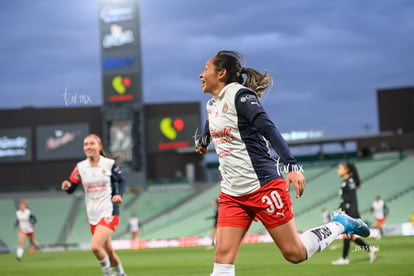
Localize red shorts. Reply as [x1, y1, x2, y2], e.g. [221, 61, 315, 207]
[375, 217, 386, 225]
[218, 178, 294, 230]
[89, 215, 120, 234]
[19, 230, 34, 237]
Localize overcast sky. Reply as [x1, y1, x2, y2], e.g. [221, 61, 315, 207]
[1, 0, 413, 139]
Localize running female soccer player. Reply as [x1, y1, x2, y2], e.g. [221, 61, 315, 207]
[61, 134, 126, 276]
[128, 213, 140, 240]
[195, 50, 370, 276]
[370, 195, 388, 238]
[14, 200, 41, 261]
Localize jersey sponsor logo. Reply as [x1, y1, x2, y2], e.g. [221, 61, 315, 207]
[74, 173, 81, 181]
[210, 128, 232, 139]
[113, 166, 122, 174]
[276, 210, 285, 217]
[239, 95, 256, 102]
[86, 183, 107, 193]
[217, 149, 233, 157]
[70, 167, 81, 183]
[240, 95, 261, 107]
[210, 128, 235, 145]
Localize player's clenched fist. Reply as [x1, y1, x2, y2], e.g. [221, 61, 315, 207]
[61, 180, 71, 190]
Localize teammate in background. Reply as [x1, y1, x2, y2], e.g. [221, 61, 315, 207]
[331, 162, 378, 265]
[196, 50, 370, 276]
[205, 198, 219, 249]
[14, 200, 41, 261]
[128, 214, 140, 240]
[370, 195, 389, 238]
[61, 134, 127, 276]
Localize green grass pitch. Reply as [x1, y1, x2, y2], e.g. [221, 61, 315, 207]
[1, 236, 413, 275]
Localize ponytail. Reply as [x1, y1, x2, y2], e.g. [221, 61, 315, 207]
[242, 67, 272, 98]
[344, 162, 361, 188]
[213, 50, 273, 98]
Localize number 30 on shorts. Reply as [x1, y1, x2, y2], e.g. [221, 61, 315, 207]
[261, 190, 284, 213]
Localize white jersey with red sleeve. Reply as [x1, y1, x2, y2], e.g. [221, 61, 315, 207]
[69, 156, 115, 225]
[16, 208, 34, 234]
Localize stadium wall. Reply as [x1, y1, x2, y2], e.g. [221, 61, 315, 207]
[0, 107, 102, 192]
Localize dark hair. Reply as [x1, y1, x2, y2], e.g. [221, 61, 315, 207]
[343, 162, 361, 188]
[213, 50, 272, 97]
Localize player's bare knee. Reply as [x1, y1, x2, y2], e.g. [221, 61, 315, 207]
[90, 243, 102, 254]
[214, 248, 235, 264]
[282, 250, 307, 264]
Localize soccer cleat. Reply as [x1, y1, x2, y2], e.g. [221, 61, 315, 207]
[331, 210, 370, 237]
[331, 258, 350, 265]
[369, 246, 379, 263]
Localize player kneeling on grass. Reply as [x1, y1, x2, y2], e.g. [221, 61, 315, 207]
[196, 50, 371, 276]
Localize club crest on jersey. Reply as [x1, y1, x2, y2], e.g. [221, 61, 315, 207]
[222, 103, 229, 113]
[102, 169, 106, 175]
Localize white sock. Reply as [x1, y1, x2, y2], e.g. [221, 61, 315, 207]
[299, 222, 344, 259]
[98, 256, 112, 275]
[210, 263, 235, 276]
[17, 247, 24, 258]
[33, 241, 41, 250]
[113, 263, 125, 275]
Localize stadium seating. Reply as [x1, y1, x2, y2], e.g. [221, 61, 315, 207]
[123, 185, 194, 222]
[294, 157, 413, 231]
[127, 184, 220, 240]
[65, 201, 91, 245]
[385, 189, 414, 225]
[26, 196, 74, 245]
[0, 199, 17, 251]
[0, 195, 74, 251]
